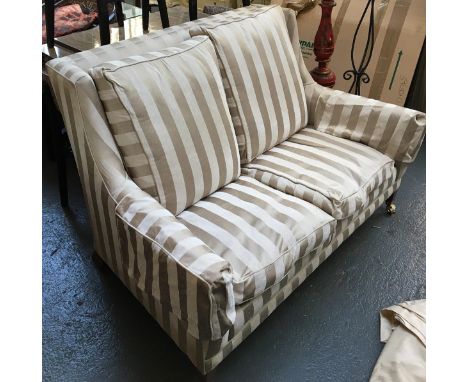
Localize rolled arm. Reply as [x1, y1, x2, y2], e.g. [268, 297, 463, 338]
[115, 183, 236, 341]
[305, 82, 426, 164]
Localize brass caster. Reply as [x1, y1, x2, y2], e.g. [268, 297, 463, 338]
[386, 202, 396, 215]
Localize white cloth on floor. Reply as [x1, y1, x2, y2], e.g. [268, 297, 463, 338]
[370, 299, 426, 382]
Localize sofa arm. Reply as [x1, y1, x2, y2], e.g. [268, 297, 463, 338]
[115, 183, 236, 341]
[305, 82, 426, 164]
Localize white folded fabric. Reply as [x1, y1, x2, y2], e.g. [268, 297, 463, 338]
[370, 299, 426, 382]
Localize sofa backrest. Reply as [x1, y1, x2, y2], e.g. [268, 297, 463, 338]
[192, 5, 308, 163]
[46, 4, 313, 206]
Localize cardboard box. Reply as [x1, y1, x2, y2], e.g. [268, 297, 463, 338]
[296, 0, 425, 106]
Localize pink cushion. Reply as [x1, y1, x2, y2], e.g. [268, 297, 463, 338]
[42, 4, 97, 44]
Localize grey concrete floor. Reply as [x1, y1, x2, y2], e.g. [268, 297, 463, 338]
[43, 143, 426, 382]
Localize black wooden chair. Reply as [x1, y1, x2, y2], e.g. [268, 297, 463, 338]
[44, 1, 55, 47]
[97, 0, 253, 45]
[45, 0, 254, 48]
[44, 0, 125, 47]
[44, 0, 170, 47]
[96, 0, 129, 45]
[141, 0, 199, 32]
[141, 0, 169, 31]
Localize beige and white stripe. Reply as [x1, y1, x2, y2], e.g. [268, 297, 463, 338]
[90, 36, 240, 215]
[178, 176, 335, 304]
[193, 5, 308, 163]
[115, 184, 237, 341]
[45, 3, 425, 375]
[201, 176, 402, 374]
[306, 84, 426, 164]
[45, 2, 318, 346]
[131, 174, 401, 374]
[243, 128, 397, 220]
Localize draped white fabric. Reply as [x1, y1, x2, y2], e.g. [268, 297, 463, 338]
[370, 300, 426, 382]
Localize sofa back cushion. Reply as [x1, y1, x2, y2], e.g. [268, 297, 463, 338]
[89, 36, 240, 215]
[193, 5, 308, 163]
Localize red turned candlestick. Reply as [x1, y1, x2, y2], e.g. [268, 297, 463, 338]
[311, 0, 336, 87]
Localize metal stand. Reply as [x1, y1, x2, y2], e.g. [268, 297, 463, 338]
[343, 0, 375, 95]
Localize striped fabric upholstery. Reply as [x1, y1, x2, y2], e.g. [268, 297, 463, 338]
[193, 5, 308, 163]
[305, 83, 426, 164]
[243, 128, 397, 220]
[90, 36, 240, 215]
[45, 2, 316, 348]
[45, 4, 426, 375]
[204, 176, 401, 373]
[115, 182, 236, 341]
[178, 176, 335, 304]
[127, 174, 401, 374]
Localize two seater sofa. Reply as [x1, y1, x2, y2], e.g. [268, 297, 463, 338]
[46, 4, 426, 375]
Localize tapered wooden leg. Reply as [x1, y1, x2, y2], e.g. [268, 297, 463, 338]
[45, 0, 55, 47]
[142, 0, 150, 31]
[158, 0, 170, 29]
[386, 192, 397, 215]
[189, 0, 197, 21]
[115, 0, 125, 27]
[97, 0, 111, 45]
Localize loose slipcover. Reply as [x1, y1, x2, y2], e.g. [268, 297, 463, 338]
[243, 128, 397, 220]
[90, 36, 240, 215]
[115, 182, 237, 341]
[178, 176, 336, 304]
[46, 4, 426, 375]
[194, 5, 308, 163]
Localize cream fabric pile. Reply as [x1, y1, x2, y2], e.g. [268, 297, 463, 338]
[370, 300, 426, 382]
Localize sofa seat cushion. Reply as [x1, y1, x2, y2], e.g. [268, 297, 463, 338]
[192, 5, 308, 163]
[89, 36, 240, 215]
[242, 128, 397, 220]
[177, 176, 336, 304]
